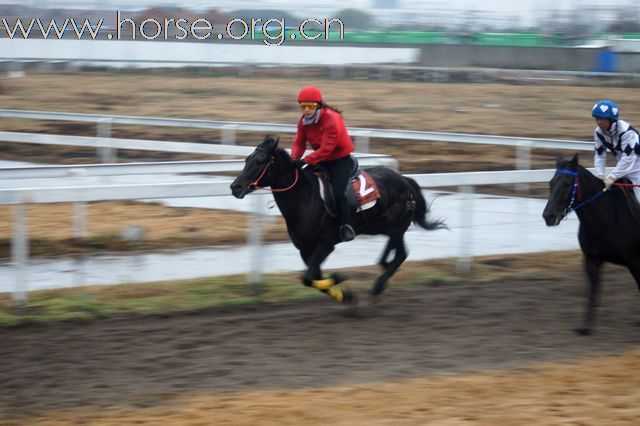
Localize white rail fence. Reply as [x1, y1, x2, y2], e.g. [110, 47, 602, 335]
[0, 109, 595, 170]
[1, 169, 563, 304]
[0, 109, 593, 304]
[0, 157, 398, 180]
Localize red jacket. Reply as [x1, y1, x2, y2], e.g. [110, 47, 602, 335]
[291, 108, 354, 165]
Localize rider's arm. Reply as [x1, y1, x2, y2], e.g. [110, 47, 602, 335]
[302, 112, 339, 164]
[291, 120, 306, 159]
[594, 129, 607, 177]
[608, 130, 639, 180]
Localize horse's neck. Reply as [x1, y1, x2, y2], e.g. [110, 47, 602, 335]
[578, 169, 602, 199]
[575, 169, 611, 226]
[271, 165, 316, 218]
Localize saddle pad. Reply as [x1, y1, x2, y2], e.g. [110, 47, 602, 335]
[316, 170, 380, 212]
[353, 171, 380, 210]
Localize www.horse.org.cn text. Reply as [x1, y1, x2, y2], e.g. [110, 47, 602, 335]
[1, 12, 345, 46]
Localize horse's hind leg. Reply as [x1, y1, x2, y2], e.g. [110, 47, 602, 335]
[576, 256, 603, 336]
[371, 234, 407, 296]
[378, 239, 394, 270]
[625, 261, 640, 327]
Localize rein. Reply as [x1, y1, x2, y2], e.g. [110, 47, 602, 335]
[611, 182, 640, 187]
[250, 151, 299, 193]
[555, 169, 606, 217]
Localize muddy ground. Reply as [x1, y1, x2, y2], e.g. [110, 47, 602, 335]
[1, 266, 640, 424]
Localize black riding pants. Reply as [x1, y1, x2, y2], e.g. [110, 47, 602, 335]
[320, 155, 353, 225]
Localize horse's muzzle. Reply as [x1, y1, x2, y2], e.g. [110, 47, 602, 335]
[542, 211, 562, 227]
[230, 181, 250, 199]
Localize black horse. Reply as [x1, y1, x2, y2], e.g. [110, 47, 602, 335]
[543, 154, 640, 335]
[230, 135, 445, 304]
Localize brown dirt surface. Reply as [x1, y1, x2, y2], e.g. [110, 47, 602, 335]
[1, 265, 640, 425]
[0, 201, 288, 259]
[1, 71, 640, 172]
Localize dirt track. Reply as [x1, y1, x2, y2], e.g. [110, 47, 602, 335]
[2, 266, 640, 424]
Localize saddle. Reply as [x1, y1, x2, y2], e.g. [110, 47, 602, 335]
[314, 157, 380, 217]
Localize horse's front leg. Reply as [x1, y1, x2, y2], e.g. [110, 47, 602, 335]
[576, 256, 603, 336]
[299, 243, 354, 304]
[299, 243, 333, 285]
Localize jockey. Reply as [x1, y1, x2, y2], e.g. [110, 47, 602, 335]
[290, 86, 356, 242]
[592, 99, 640, 200]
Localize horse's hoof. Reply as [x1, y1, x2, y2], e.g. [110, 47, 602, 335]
[574, 327, 592, 336]
[368, 292, 383, 307]
[342, 289, 358, 306]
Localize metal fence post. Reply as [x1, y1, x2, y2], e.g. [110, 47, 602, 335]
[11, 203, 29, 305]
[97, 117, 115, 163]
[247, 192, 267, 295]
[516, 140, 532, 193]
[221, 124, 237, 145]
[456, 185, 474, 275]
[69, 168, 88, 241]
[221, 124, 237, 160]
[72, 201, 86, 241]
[355, 131, 370, 153]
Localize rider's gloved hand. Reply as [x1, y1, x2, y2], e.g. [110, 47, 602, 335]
[604, 175, 615, 191]
[292, 158, 307, 169]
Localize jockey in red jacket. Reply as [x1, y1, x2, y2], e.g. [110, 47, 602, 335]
[290, 86, 356, 242]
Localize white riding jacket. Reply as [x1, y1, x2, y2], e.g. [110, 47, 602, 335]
[594, 119, 640, 183]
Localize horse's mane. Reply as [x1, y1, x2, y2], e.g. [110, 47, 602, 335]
[276, 147, 291, 161]
[259, 139, 318, 189]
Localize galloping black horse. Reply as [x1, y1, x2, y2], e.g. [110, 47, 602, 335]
[543, 154, 640, 335]
[230, 135, 445, 304]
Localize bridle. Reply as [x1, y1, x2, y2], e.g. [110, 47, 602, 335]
[249, 146, 299, 193]
[555, 169, 605, 218]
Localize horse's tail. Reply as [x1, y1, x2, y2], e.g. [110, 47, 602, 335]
[404, 176, 447, 231]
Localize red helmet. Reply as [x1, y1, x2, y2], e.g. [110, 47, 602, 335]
[297, 86, 323, 103]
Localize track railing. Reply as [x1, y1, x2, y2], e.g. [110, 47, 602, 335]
[1, 168, 571, 304]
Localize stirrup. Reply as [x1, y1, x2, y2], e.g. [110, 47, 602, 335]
[340, 224, 356, 242]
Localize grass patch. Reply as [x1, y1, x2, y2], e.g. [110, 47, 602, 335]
[0, 251, 588, 327]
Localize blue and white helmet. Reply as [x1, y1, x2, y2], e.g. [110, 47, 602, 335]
[591, 100, 619, 121]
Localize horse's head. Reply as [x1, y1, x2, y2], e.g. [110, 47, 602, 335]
[543, 154, 580, 226]
[230, 134, 282, 199]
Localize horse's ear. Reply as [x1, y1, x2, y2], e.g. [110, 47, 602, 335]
[555, 154, 565, 167]
[570, 153, 579, 166]
[263, 134, 279, 150]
